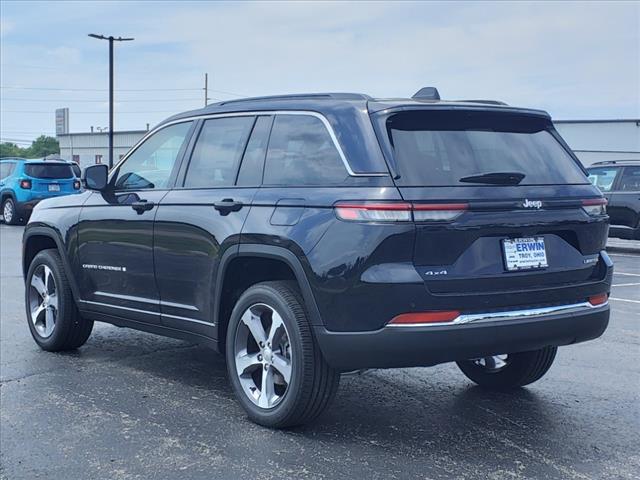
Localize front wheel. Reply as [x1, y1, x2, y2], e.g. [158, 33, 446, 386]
[25, 249, 94, 351]
[456, 346, 557, 389]
[226, 281, 339, 428]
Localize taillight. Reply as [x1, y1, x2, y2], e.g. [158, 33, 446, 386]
[334, 202, 468, 222]
[413, 203, 468, 221]
[582, 198, 607, 216]
[389, 310, 461, 325]
[335, 203, 413, 222]
[73, 180, 81, 190]
[588, 293, 608, 306]
[19, 179, 32, 189]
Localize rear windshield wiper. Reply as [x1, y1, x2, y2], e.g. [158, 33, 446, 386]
[459, 172, 526, 185]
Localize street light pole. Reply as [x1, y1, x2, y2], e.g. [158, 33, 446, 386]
[88, 34, 134, 169]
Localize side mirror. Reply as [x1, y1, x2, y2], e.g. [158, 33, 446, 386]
[82, 164, 109, 191]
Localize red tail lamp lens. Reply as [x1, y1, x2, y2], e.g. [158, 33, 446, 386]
[19, 179, 32, 189]
[588, 293, 608, 306]
[390, 310, 461, 325]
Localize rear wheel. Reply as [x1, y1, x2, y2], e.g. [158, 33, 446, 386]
[25, 249, 93, 351]
[456, 346, 557, 389]
[226, 281, 339, 428]
[2, 198, 19, 225]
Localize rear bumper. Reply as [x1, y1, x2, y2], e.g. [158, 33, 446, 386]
[314, 303, 609, 371]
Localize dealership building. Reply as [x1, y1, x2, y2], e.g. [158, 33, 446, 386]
[57, 129, 147, 168]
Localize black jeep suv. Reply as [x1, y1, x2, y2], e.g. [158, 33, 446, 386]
[22, 89, 612, 427]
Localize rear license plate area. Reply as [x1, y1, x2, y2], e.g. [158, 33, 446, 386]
[502, 237, 548, 271]
[48, 184, 60, 192]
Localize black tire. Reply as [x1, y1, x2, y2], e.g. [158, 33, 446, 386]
[456, 346, 557, 389]
[2, 197, 20, 225]
[225, 281, 339, 428]
[25, 249, 93, 351]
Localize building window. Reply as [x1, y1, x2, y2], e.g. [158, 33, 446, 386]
[95, 155, 102, 164]
[72, 155, 80, 163]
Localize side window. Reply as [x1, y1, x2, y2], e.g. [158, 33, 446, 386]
[0, 162, 13, 179]
[618, 166, 640, 191]
[183, 116, 254, 188]
[114, 121, 193, 190]
[237, 116, 272, 186]
[587, 167, 619, 192]
[263, 115, 348, 186]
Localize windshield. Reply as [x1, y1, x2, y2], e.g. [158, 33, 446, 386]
[386, 110, 587, 186]
[24, 163, 74, 179]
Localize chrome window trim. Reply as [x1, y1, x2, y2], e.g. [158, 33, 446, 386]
[109, 110, 388, 179]
[387, 301, 608, 328]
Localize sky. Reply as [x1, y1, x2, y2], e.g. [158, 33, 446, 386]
[1, 0, 639, 144]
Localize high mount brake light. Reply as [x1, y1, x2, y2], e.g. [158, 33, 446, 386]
[334, 202, 468, 222]
[582, 198, 607, 216]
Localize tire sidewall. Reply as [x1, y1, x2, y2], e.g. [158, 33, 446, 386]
[225, 284, 307, 426]
[25, 250, 71, 350]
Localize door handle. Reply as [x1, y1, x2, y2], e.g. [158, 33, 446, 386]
[214, 198, 243, 216]
[131, 199, 155, 214]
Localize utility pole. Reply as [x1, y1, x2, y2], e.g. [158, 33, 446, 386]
[88, 33, 134, 169]
[204, 73, 210, 107]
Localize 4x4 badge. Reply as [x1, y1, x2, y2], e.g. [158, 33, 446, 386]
[522, 199, 543, 209]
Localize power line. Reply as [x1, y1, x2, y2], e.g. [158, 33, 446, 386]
[1, 85, 203, 92]
[0, 85, 247, 97]
[2, 97, 209, 103]
[2, 110, 175, 114]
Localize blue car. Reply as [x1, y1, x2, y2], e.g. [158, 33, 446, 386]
[0, 158, 81, 225]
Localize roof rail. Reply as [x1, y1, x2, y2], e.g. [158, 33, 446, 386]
[457, 99, 509, 106]
[218, 92, 371, 106]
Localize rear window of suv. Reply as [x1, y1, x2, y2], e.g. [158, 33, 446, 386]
[24, 163, 74, 179]
[386, 110, 587, 186]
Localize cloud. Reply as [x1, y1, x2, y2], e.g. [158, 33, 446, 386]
[0, 0, 638, 138]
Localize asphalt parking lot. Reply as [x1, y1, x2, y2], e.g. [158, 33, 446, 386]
[1, 224, 638, 480]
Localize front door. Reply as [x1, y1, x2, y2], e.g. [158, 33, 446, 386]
[76, 121, 195, 323]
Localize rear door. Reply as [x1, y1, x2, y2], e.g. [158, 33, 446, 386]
[154, 114, 264, 334]
[610, 166, 640, 231]
[377, 108, 608, 309]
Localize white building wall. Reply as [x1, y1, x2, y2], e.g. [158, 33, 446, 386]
[554, 120, 640, 167]
[58, 131, 147, 168]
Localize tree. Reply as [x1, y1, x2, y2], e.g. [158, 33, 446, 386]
[0, 142, 23, 158]
[26, 136, 60, 158]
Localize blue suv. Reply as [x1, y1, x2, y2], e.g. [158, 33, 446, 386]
[0, 158, 81, 225]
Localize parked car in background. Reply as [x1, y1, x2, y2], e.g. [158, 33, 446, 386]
[0, 158, 82, 225]
[587, 160, 640, 240]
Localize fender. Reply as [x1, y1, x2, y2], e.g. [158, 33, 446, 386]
[22, 225, 82, 303]
[0, 189, 16, 203]
[213, 244, 324, 340]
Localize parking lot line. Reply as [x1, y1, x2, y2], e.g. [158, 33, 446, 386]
[609, 253, 640, 258]
[612, 283, 640, 287]
[614, 272, 640, 277]
[610, 297, 640, 304]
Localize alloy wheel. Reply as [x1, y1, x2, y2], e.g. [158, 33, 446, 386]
[3, 201, 13, 223]
[28, 264, 58, 338]
[471, 354, 510, 372]
[233, 303, 293, 409]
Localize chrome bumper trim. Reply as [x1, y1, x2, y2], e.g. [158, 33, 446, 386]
[388, 301, 608, 328]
